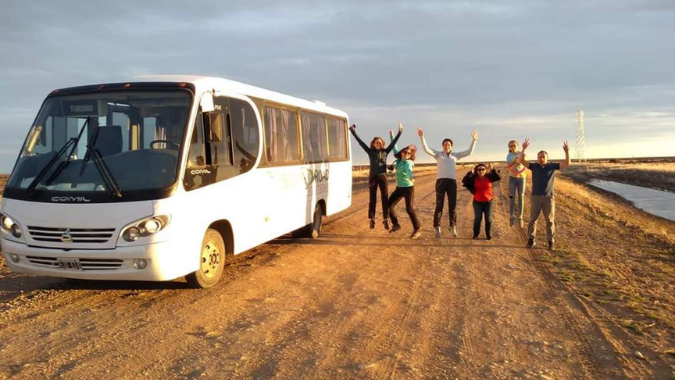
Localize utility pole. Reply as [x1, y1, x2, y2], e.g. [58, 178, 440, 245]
[576, 109, 586, 162]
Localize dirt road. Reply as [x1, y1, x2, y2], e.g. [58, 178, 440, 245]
[0, 171, 672, 380]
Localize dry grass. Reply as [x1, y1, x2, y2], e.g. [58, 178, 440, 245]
[522, 170, 675, 351]
[0, 175, 7, 202]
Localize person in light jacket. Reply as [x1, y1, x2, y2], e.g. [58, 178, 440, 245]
[506, 140, 527, 228]
[418, 128, 478, 238]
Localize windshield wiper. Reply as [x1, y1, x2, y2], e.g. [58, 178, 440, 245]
[80, 122, 123, 198]
[27, 117, 90, 197]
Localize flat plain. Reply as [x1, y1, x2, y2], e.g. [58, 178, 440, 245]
[0, 161, 673, 380]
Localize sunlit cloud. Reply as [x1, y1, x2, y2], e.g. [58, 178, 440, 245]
[0, 0, 673, 172]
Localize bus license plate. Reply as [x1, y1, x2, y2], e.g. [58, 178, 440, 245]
[57, 258, 81, 270]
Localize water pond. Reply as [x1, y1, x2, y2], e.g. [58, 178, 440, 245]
[589, 179, 675, 222]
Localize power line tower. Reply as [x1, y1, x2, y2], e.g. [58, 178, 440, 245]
[575, 109, 586, 162]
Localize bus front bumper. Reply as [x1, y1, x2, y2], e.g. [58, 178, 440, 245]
[0, 238, 196, 282]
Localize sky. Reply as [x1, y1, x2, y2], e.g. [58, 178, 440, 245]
[1, 0, 674, 172]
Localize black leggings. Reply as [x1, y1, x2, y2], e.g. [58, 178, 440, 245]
[473, 200, 493, 237]
[388, 186, 420, 230]
[368, 174, 389, 219]
[433, 178, 457, 228]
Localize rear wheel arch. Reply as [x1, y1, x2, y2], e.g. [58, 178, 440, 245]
[317, 199, 326, 217]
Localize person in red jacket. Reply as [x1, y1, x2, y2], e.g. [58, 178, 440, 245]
[462, 163, 501, 240]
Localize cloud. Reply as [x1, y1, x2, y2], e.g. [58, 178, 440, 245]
[0, 0, 673, 172]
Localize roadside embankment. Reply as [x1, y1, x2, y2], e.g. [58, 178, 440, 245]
[564, 162, 675, 192]
[525, 171, 674, 363]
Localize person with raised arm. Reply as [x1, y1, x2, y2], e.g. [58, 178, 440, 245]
[506, 140, 527, 228]
[519, 139, 571, 250]
[349, 123, 402, 230]
[417, 128, 478, 238]
[461, 163, 501, 240]
[387, 142, 421, 240]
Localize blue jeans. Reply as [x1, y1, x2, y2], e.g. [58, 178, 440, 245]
[473, 200, 492, 238]
[509, 177, 525, 218]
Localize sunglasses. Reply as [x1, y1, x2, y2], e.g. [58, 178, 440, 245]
[508, 144, 516, 148]
[477, 168, 486, 171]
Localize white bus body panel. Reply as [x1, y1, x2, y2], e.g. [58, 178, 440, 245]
[0, 199, 196, 281]
[0, 76, 352, 282]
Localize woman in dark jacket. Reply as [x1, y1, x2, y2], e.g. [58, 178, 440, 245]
[462, 163, 501, 239]
[350, 123, 402, 229]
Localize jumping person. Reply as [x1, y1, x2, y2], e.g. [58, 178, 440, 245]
[506, 140, 527, 228]
[387, 142, 421, 239]
[418, 128, 479, 238]
[518, 139, 571, 250]
[349, 123, 402, 229]
[462, 163, 501, 240]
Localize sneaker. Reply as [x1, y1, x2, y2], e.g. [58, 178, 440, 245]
[450, 226, 458, 237]
[510, 216, 516, 227]
[526, 238, 535, 248]
[383, 219, 390, 230]
[486, 235, 492, 241]
[548, 241, 555, 251]
[410, 229, 421, 240]
[434, 227, 441, 238]
[390, 224, 401, 233]
[472, 235, 479, 240]
[518, 217, 524, 228]
[370, 219, 376, 229]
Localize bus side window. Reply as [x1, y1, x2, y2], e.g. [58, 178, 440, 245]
[327, 117, 348, 160]
[230, 98, 259, 173]
[263, 106, 299, 165]
[184, 115, 212, 191]
[301, 112, 327, 163]
[208, 110, 232, 167]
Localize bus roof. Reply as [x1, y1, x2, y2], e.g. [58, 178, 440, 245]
[133, 75, 349, 119]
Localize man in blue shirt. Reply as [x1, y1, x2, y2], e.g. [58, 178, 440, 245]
[518, 139, 571, 250]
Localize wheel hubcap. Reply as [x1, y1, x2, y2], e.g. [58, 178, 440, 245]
[201, 240, 221, 278]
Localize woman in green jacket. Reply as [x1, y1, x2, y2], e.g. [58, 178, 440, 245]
[388, 143, 421, 239]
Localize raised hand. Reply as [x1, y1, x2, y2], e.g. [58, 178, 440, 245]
[471, 130, 479, 141]
[398, 123, 404, 132]
[417, 127, 424, 137]
[563, 141, 570, 152]
[522, 138, 531, 150]
[349, 124, 356, 131]
[389, 130, 394, 138]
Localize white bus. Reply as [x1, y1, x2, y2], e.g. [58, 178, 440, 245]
[0, 76, 352, 288]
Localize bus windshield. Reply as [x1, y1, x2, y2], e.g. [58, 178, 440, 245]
[6, 90, 192, 198]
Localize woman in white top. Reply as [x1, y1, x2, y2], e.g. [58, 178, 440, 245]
[418, 128, 478, 237]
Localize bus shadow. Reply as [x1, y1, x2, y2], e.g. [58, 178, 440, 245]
[0, 273, 191, 299]
[271, 235, 528, 250]
[50, 279, 191, 291]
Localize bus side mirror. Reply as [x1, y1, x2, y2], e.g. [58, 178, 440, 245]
[200, 93, 215, 113]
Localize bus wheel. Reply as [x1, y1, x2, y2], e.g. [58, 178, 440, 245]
[310, 203, 323, 239]
[291, 203, 323, 239]
[186, 228, 225, 288]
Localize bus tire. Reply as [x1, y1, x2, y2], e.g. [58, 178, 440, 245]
[291, 203, 323, 239]
[185, 228, 226, 288]
[310, 203, 322, 239]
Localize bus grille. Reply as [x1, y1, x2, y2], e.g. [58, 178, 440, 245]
[27, 226, 116, 244]
[26, 256, 124, 271]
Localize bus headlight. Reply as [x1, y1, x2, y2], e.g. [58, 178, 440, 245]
[126, 227, 142, 241]
[122, 215, 170, 242]
[1, 214, 23, 239]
